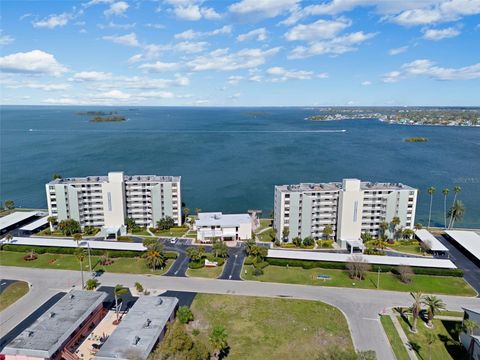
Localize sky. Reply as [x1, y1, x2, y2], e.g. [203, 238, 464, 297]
[0, 0, 479, 106]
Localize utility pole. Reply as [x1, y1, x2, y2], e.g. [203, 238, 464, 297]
[377, 267, 381, 289]
[87, 242, 92, 274]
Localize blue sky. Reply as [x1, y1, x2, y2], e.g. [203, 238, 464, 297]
[1, 0, 479, 106]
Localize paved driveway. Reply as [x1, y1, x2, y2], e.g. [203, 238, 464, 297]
[1, 266, 479, 359]
[219, 245, 246, 280]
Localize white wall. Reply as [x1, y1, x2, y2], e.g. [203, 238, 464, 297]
[336, 179, 363, 243]
[102, 172, 126, 228]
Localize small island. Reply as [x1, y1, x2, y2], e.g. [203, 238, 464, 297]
[405, 137, 428, 142]
[90, 115, 126, 122]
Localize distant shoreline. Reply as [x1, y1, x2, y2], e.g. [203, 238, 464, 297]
[305, 116, 480, 127]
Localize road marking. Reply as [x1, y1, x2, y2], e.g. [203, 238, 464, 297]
[362, 317, 379, 321]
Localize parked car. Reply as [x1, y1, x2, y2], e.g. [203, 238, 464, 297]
[170, 237, 177, 244]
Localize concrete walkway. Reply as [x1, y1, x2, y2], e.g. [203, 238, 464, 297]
[390, 314, 418, 360]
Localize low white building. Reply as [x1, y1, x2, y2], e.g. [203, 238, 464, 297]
[195, 212, 252, 242]
[460, 307, 480, 359]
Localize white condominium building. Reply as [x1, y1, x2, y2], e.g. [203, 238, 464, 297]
[46, 172, 181, 236]
[194, 212, 252, 243]
[274, 178, 417, 249]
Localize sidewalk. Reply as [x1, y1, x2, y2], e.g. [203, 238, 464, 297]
[390, 314, 418, 360]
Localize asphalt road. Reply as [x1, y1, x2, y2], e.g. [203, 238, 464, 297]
[219, 245, 246, 280]
[435, 234, 480, 294]
[0, 280, 17, 295]
[2, 266, 479, 360]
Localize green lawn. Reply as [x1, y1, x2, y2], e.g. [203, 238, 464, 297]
[186, 265, 224, 278]
[0, 281, 29, 311]
[398, 316, 465, 360]
[155, 227, 188, 237]
[390, 244, 429, 256]
[131, 230, 151, 236]
[242, 265, 476, 296]
[437, 310, 464, 318]
[380, 316, 410, 360]
[0, 251, 174, 275]
[257, 228, 276, 242]
[189, 294, 355, 360]
[255, 219, 272, 233]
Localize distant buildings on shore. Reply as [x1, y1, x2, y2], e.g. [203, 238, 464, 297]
[274, 179, 417, 250]
[46, 172, 181, 237]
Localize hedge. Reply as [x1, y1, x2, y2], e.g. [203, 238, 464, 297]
[165, 251, 178, 259]
[266, 257, 464, 277]
[188, 259, 205, 269]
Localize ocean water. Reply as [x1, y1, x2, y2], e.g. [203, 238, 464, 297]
[1, 106, 479, 227]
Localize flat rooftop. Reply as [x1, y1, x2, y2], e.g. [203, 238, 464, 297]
[2, 290, 108, 358]
[276, 180, 415, 192]
[196, 212, 252, 227]
[95, 296, 178, 360]
[445, 230, 480, 261]
[48, 174, 180, 185]
[415, 229, 449, 252]
[0, 211, 39, 231]
[19, 215, 49, 232]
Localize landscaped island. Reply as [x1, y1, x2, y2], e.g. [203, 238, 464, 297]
[305, 107, 480, 126]
[405, 137, 429, 142]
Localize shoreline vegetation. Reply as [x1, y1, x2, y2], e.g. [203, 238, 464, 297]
[76, 111, 126, 123]
[305, 107, 480, 127]
[405, 137, 429, 142]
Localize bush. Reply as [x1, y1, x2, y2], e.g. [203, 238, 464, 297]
[280, 243, 296, 248]
[135, 282, 144, 293]
[252, 268, 264, 276]
[188, 259, 205, 269]
[364, 249, 385, 256]
[244, 256, 255, 265]
[177, 306, 194, 324]
[253, 261, 269, 269]
[117, 236, 133, 242]
[316, 240, 334, 248]
[86, 279, 99, 290]
[1, 244, 141, 258]
[165, 251, 178, 259]
[206, 254, 225, 266]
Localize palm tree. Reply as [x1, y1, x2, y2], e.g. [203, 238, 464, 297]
[402, 228, 414, 240]
[422, 295, 446, 328]
[448, 200, 465, 229]
[209, 325, 228, 360]
[145, 248, 165, 271]
[448, 186, 461, 228]
[390, 217, 400, 239]
[426, 332, 436, 360]
[323, 224, 333, 240]
[442, 188, 449, 228]
[47, 216, 57, 231]
[75, 247, 86, 289]
[379, 221, 389, 239]
[114, 284, 129, 323]
[73, 233, 82, 244]
[462, 319, 479, 335]
[282, 227, 289, 242]
[410, 291, 423, 333]
[427, 186, 436, 229]
[4, 233, 13, 242]
[414, 223, 423, 230]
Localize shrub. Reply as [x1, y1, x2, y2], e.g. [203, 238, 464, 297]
[280, 243, 296, 248]
[149, 227, 156, 233]
[302, 236, 315, 247]
[244, 256, 255, 265]
[192, 329, 200, 336]
[252, 268, 264, 276]
[177, 306, 194, 324]
[188, 260, 205, 269]
[117, 236, 133, 242]
[364, 249, 385, 256]
[86, 279, 99, 290]
[316, 240, 334, 248]
[135, 282, 144, 293]
[165, 251, 178, 259]
[397, 265, 413, 283]
[253, 261, 269, 269]
[1, 244, 141, 258]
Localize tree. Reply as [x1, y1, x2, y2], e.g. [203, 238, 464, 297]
[145, 248, 165, 271]
[177, 306, 194, 324]
[86, 278, 99, 290]
[134, 282, 144, 293]
[58, 219, 81, 236]
[426, 332, 436, 360]
[410, 291, 423, 333]
[114, 284, 129, 323]
[212, 239, 228, 258]
[4, 233, 13, 242]
[157, 216, 176, 230]
[281, 226, 290, 242]
[379, 222, 389, 239]
[422, 295, 445, 328]
[292, 236, 302, 247]
[244, 239, 256, 255]
[195, 208, 202, 215]
[427, 186, 436, 229]
[187, 246, 205, 262]
[52, 174, 62, 180]
[73, 233, 82, 244]
[402, 228, 414, 240]
[209, 325, 228, 360]
[125, 217, 137, 233]
[390, 217, 401, 239]
[414, 223, 423, 230]
[4, 199, 14, 210]
[323, 224, 333, 240]
[75, 247, 86, 289]
[448, 186, 461, 228]
[183, 207, 190, 219]
[463, 319, 479, 335]
[442, 188, 449, 228]
[448, 200, 465, 229]
[346, 255, 370, 280]
[47, 216, 57, 230]
[398, 265, 413, 283]
[302, 236, 314, 247]
[250, 245, 268, 262]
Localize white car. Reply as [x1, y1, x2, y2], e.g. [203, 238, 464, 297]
[170, 238, 177, 244]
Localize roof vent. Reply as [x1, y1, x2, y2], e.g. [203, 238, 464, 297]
[49, 312, 55, 318]
[157, 298, 163, 306]
[69, 294, 75, 299]
[133, 336, 140, 345]
[27, 331, 34, 337]
[144, 319, 151, 328]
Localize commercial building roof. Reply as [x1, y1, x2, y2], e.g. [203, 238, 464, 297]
[19, 216, 50, 232]
[445, 230, 480, 261]
[95, 296, 178, 360]
[267, 249, 457, 269]
[276, 179, 415, 193]
[462, 307, 480, 315]
[196, 212, 252, 227]
[2, 290, 108, 358]
[0, 211, 39, 231]
[415, 229, 449, 252]
[49, 174, 180, 185]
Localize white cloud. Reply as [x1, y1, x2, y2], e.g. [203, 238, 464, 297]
[43, 97, 80, 105]
[145, 23, 165, 29]
[288, 31, 376, 58]
[6, 82, 71, 91]
[139, 61, 179, 72]
[0, 31, 14, 45]
[97, 89, 131, 99]
[228, 75, 244, 84]
[104, 1, 129, 17]
[229, 0, 299, 18]
[0, 50, 67, 76]
[175, 25, 232, 39]
[128, 54, 144, 63]
[175, 41, 208, 53]
[32, 13, 71, 29]
[102, 32, 139, 46]
[249, 74, 263, 82]
[266, 66, 323, 81]
[284, 18, 351, 41]
[98, 21, 136, 29]
[388, 45, 408, 55]
[71, 71, 113, 81]
[383, 59, 480, 82]
[187, 47, 280, 71]
[361, 80, 372, 85]
[166, 0, 221, 21]
[237, 28, 268, 42]
[422, 26, 461, 40]
[137, 91, 175, 98]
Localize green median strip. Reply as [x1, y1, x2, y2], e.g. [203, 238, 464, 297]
[380, 316, 411, 360]
[0, 281, 30, 312]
